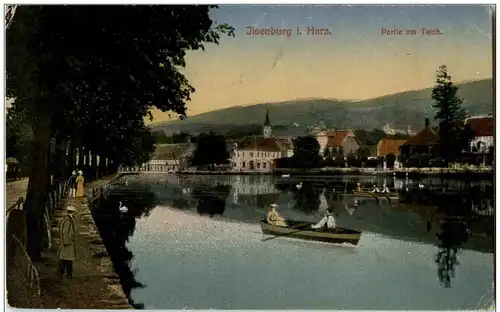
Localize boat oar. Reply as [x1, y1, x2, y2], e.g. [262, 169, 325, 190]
[261, 223, 311, 242]
[369, 192, 381, 204]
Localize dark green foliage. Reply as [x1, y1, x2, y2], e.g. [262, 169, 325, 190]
[346, 153, 358, 167]
[356, 146, 373, 158]
[486, 146, 494, 165]
[6, 104, 33, 175]
[354, 129, 386, 146]
[6, 5, 234, 259]
[191, 132, 230, 167]
[404, 154, 431, 167]
[224, 124, 263, 139]
[291, 183, 320, 215]
[334, 157, 346, 167]
[365, 158, 379, 168]
[322, 147, 331, 158]
[153, 132, 173, 144]
[323, 156, 335, 167]
[274, 157, 294, 169]
[92, 189, 158, 306]
[292, 136, 322, 168]
[153, 131, 196, 144]
[171, 132, 192, 144]
[435, 220, 470, 288]
[192, 184, 231, 217]
[431, 65, 472, 163]
[385, 153, 396, 168]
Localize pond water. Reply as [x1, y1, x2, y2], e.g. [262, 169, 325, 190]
[92, 174, 494, 310]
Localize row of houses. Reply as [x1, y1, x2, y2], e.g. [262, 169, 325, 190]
[136, 112, 493, 172]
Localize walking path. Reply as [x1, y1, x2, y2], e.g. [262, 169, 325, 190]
[6, 178, 29, 208]
[6, 175, 131, 309]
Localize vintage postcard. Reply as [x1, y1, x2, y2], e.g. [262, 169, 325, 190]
[5, 3, 494, 310]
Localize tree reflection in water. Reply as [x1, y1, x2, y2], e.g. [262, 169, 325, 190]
[290, 182, 321, 215]
[92, 187, 157, 309]
[435, 219, 470, 288]
[192, 184, 231, 218]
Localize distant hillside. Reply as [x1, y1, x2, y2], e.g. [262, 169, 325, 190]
[151, 79, 493, 136]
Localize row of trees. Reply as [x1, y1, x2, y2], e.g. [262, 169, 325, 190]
[152, 124, 266, 145]
[6, 5, 234, 260]
[153, 126, 406, 146]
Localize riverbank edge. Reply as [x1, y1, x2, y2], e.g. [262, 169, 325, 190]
[125, 167, 493, 179]
[273, 168, 494, 179]
[74, 173, 132, 309]
[16, 173, 132, 309]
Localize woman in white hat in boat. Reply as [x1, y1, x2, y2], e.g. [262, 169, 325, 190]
[75, 170, 85, 197]
[58, 206, 77, 278]
[355, 182, 362, 192]
[267, 204, 288, 227]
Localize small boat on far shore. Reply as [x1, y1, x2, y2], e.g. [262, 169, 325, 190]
[260, 220, 362, 246]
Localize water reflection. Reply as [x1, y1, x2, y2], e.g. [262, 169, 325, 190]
[92, 185, 157, 309]
[435, 219, 470, 288]
[192, 184, 231, 218]
[110, 174, 493, 290]
[290, 182, 321, 215]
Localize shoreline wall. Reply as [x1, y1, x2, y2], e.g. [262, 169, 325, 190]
[77, 174, 132, 309]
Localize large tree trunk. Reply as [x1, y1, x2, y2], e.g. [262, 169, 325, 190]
[92, 152, 98, 180]
[52, 136, 65, 182]
[24, 111, 52, 261]
[68, 141, 76, 174]
[98, 155, 104, 178]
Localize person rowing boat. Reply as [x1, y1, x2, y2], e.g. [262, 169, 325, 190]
[311, 208, 337, 229]
[380, 183, 390, 193]
[267, 204, 288, 227]
[370, 184, 380, 193]
[369, 184, 390, 194]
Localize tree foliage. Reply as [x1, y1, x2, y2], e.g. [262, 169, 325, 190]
[385, 153, 396, 168]
[431, 65, 472, 163]
[191, 132, 230, 167]
[292, 135, 322, 168]
[6, 5, 234, 259]
[322, 147, 331, 158]
[6, 103, 33, 174]
[354, 129, 387, 146]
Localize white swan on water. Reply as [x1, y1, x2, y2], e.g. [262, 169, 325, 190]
[118, 201, 128, 213]
[296, 182, 303, 190]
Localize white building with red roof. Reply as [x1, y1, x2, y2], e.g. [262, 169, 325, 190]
[230, 110, 294, 172]
[464, 116, 494, 153]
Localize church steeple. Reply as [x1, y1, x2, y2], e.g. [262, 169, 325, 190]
[264, 109, 271, 126]
[263, 109, 272, 138]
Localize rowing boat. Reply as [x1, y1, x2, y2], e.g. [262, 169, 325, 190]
[260, 219, 362, 245]
[353, 191, 400, 200]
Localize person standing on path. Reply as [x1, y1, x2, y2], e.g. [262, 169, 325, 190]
[68, 171, 77, 198]
[58, 206, 77, 278]
[76, 170, 85, 197]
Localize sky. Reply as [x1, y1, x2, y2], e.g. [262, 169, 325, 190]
[149, 5, 493, 123]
